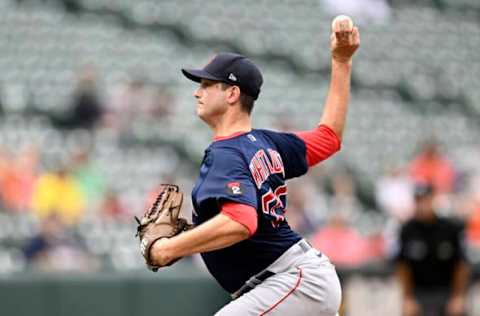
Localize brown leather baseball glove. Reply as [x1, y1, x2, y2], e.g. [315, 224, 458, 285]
[135, 184, 192, 271]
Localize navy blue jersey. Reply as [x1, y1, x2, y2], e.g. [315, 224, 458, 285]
[191, 129, 309, 293]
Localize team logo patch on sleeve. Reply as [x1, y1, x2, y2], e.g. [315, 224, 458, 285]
[226, 182, 243, 195]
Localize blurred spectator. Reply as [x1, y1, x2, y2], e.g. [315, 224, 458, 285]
[31, 165, 86, 226]
[0, 147, 11, 210]
[310, 211, 373, 267]
[376, 166, 414, 221]
[23, 214, 94, 272]
[70, 148, 105, 211]
[377, 167, 414, 258]
[0, 146, 39, 212]
[467, 203, 480, 247]
[466, 185, 480, 247]
[396, 184, 469, 316]
[100, 188, 128, 220]
[409, 139, 456, 195]
[51, 65, 104, 131]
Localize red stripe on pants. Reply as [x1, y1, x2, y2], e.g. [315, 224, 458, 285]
[259, 267, 303, 316]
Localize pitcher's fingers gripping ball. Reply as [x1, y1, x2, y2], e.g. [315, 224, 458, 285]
[330, 15, 360, 63]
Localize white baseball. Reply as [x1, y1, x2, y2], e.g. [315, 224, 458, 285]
[331, 15, 354, 32]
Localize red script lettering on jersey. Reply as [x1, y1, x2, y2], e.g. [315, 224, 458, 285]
[249, 149, 285, 188]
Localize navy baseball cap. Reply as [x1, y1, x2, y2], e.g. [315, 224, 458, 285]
[182, 53, 263, 100]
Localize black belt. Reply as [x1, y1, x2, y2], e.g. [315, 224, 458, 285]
[231, 240, 321, 299]
[231, 270, 276, 300]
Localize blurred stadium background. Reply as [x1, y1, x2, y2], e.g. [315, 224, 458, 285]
[0, 0, 479, 315]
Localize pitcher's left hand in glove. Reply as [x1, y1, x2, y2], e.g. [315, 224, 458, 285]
[135, 184, 193, 271]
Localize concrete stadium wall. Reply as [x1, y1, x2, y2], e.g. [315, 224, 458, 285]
[0, 270, 230, 316]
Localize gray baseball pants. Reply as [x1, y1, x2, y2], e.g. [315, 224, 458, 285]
[215, 239, 342, 316]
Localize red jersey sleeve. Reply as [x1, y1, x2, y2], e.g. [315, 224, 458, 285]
[295, 124, 341, 167]
[221, 202, 258, 236]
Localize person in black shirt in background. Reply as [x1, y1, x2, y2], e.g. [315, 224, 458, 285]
[50, 65, 104, 131]
[397, 184, 470, 316]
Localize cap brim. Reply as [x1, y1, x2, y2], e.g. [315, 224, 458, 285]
[181, 68, 221, 83]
